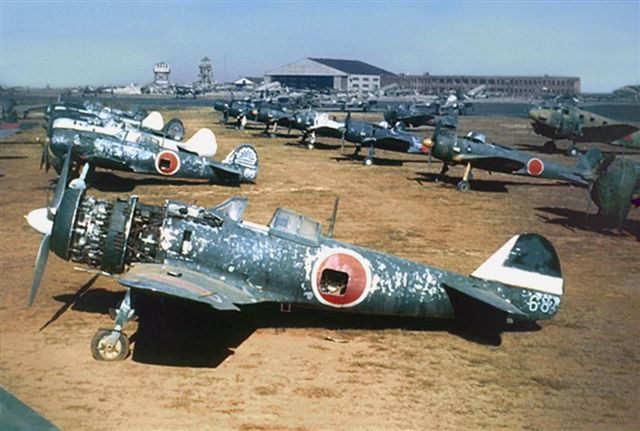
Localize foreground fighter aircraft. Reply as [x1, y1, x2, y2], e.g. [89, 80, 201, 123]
[46, 112, 259, 186]
[27, 148, 564, 360]
[424, 116, 590, 191]
[528, 104, 638, 155]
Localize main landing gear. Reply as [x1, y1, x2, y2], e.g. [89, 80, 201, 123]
[436, 162, 473, 191]
[456, 162, 473, 192]
[90, 289, 135, 361]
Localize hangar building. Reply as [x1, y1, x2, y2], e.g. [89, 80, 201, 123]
[264, 58, 395, 91]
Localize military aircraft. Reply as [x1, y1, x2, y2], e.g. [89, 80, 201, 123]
[528, 104, 639, 155]
[383, 104, 439, 128]
[44, 100, 185, 142]
[213, 99, 253, 128]
[424, 116, 590, 191]
[611, 130, 640, 150]
[46, 112, 259, 187]
[342, 113, 429, 165]
[286, 110, 345, 148]
[578, 148, 640, 227]
[26, 148, 564, 360]
[246, 101, 292, 135]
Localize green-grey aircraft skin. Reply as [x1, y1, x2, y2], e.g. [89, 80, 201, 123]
[426, 117, 590, 191]
[528, 104, 639, 154]
[584, 149, 640, 227]
[27, 149, 564, 361]
[611, 130, 640, 150]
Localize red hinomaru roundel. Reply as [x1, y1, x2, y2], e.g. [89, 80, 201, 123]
[310, 249, 372, 308]
[155, 150, 181, 175]
[527, 158, 544, 176]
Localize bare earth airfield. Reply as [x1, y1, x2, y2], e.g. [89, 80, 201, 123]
[1, 107, 638, 430]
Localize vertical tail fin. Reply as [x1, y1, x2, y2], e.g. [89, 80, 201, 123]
[471, 233, 563, 297]
[222, 144, 259, 182]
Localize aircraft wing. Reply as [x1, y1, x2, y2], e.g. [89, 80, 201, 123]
[118, 263, 258, 311]
[581, 124, 639, 143]
[442, 276, 528, 317]
[452, 154, 525, 173]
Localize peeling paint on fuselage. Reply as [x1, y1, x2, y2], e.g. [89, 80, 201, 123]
[50, 128, 215, 179]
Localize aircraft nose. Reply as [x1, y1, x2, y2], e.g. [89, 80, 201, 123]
[528, 109, 540, 121]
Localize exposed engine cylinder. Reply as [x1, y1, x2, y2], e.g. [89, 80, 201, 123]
[51, 189, 163, 274]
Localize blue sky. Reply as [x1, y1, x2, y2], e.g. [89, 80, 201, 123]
[1, 1, 638, 92]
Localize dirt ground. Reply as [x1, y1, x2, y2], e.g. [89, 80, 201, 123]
[1, 107, 638, 431]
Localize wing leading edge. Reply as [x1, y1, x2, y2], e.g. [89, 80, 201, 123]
[118, 263, 258, 311]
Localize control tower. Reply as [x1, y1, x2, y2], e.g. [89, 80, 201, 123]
[152, 62, 171, 93]
[197, 57, 214, 90]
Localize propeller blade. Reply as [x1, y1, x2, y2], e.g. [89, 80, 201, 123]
[44, 141, 50, 172]
[29, 234, 50, 306]
[49, 144, 73, 216]
[40, 143, 46, 170]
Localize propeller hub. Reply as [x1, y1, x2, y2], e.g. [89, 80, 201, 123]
[26, 208, 53, 236]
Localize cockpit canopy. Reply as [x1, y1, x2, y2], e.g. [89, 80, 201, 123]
[269, 208, 322, 245]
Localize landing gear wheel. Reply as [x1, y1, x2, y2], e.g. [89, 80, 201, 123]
[363, 157, 373, 166]
[457, 180, 471, 192]
[91, 329, 130, 361]
[307, 143, 315, 150]
[542, 141, 556, 154]
[566, 146, 579, 157]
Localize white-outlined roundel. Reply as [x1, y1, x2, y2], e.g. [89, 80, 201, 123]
[155, 150, 181, 175]
[310, 248, 372, 308]
[527, 158, 544, 176]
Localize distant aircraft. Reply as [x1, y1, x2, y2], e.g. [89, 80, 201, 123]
[45, 106, 259, 187]
[424, 116, 590, 191]
[286, 110, 345, 148]
[528, 104, 638, 155]
[26, 152, 565, 360]
[342, 113, 429, 165]
[246, 101, 292, 135]
[45, 101, 185, 141]
[383, 104, 439, 128]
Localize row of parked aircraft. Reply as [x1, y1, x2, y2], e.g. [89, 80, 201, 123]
[16, 97, 638, 361]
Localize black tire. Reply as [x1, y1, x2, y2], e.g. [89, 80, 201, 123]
[457, 180, 471, 192]
[91, 328, 130, 361]
[363, 157, 374, 166]
[566, 147, 579, 157]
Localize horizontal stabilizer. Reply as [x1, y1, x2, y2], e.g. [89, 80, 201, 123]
[119, 263, 257, 311]
[177, 128, 218, 157]
[141, 111, 164, 131]
[443, 278, 527, 317]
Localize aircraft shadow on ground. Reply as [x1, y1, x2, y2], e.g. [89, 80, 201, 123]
[333, 154, 426, 167]
[536, 206, 640, 241]
[283, 141, 342, 151]
[411, 172, 572, 193]
[89, 171, 222, 192]
[46, 282, 541, 368]
[0, 155, 28, 160]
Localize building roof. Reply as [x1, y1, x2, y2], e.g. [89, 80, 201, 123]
[265, 58, 395, 77]
[309, 58, 395, 76]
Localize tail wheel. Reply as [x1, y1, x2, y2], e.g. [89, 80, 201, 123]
[91, 329, 130, 361]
